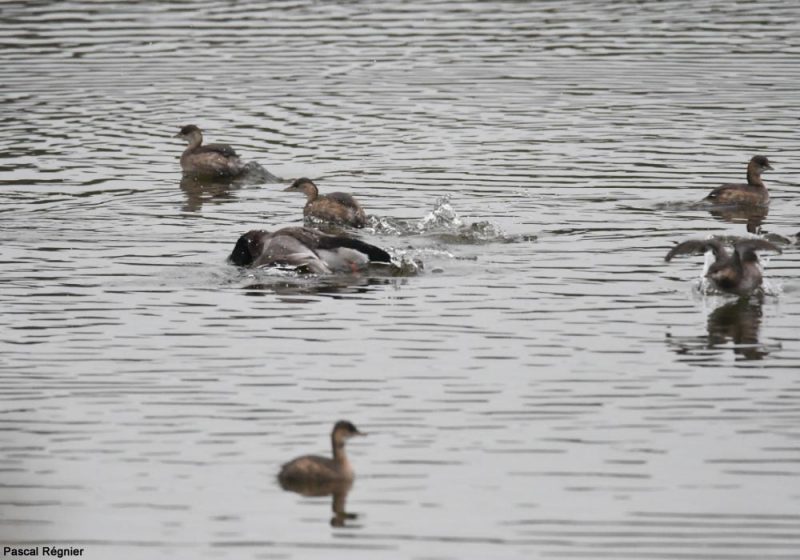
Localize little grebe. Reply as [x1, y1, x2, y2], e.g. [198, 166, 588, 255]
[284, 178, 367, 228]
[174, 124, 246, 179]
[704, 155, 773, 206]
[665, 237, 781, 296]
[278, 421, 365, 484]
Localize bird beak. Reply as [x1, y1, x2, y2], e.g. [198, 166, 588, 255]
[173, 132, 182, 138]
[766, 162, 774, 170]
[355, 430, 366, 437]
[283, 185, 295, 192]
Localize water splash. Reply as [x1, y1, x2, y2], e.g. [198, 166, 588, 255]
[366, 195, 536, 244]
[240, 161, 282, 184]
[417, 194, 463, 231]
[695, 245, 781, 297]
[365, 215, 410, 236]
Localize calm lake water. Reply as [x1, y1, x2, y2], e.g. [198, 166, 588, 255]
[2, 1, 800, 559]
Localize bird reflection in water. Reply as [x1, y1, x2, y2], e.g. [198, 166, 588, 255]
[279, 478, 358, 528]
[236, 259, 421, 300]
[707, 204, 768, 234]
[668, 297, 777, 360]
[706, 297, 771, 360]
[179, 164, 281, 212]
[242, 275, 406, 300]
[179, 175, 242, 213]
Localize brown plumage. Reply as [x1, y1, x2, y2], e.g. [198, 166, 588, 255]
[284, 178, 367, 228]
[278, 421, 365, 484]
[665, 238, 781, 296]
[174, 124, 245, 178]
[704, 155, 773, 206]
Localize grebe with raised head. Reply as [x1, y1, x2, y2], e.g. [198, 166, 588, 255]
[284, 178, 367, 228]
[174, 124, 246, 179]
[278, 421, 365, 484]
[704, 155, 773, 206]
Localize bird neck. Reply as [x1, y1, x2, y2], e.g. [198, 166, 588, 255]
[302, 183, 319, 202]
[186, 131, 203, 151]
[331, 435, 348, 464]
[746, 164, 765, 188]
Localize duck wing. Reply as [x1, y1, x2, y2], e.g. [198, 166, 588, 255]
[280, 227, 389, 263]
[733, 239, 781, 260]
[665, 239, 726, 262]
[277, 227, 324, 248]
[316, 234, 391, 263]
[228, 228, 331, 273]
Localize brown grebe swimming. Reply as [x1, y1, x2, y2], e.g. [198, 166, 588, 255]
[278, 421, 365, 484]
[284, 178, 367, 228]
[704, 155, 773, 206]
[174, 124, 246, 179]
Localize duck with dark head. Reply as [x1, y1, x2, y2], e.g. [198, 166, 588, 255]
[665, 237, 781, 296]
[284, 178, 367, 228]
[704, 155, 773, 206]
[228, 226, 391, 274]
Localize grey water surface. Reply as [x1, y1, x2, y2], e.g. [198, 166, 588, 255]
[2, 1, 800, 559]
